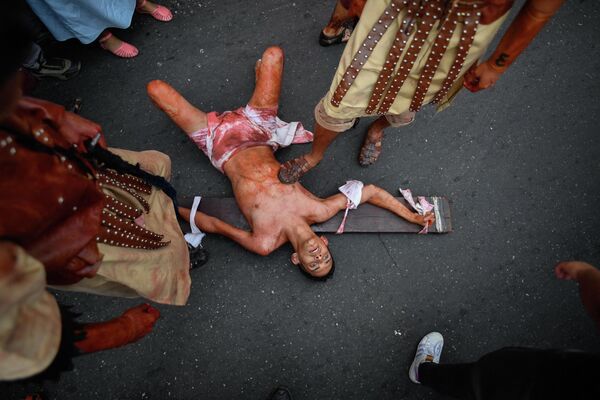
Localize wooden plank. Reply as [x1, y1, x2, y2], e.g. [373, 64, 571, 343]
[181, 196, 452, 233]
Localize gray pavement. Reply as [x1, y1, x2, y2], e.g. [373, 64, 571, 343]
[4, 1, 600, 399]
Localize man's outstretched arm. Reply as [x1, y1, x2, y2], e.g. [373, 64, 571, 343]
[315, 184, 433, 227]
[178, 207, 271, 256]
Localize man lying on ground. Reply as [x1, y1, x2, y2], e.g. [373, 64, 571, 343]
[147, 46, 434, 280]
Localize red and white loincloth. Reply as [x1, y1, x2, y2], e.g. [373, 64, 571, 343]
[189, 105, 313, 172]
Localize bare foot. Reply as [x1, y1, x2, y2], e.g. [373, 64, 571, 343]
[147, 80, 207, 134]
[254, 59, 262, 82]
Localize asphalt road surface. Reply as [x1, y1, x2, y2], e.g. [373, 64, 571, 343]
[3, 1, 600, 399]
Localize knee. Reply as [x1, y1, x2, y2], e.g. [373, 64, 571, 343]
[262, 46, 284, 63]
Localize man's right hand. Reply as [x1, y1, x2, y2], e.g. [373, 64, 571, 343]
[413, 211, 435, 228]
[555, 261, 594, 281]
[75, 303, 160, 354]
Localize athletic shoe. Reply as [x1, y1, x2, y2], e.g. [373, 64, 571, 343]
[29, 57, 81, 80]
[409, 332, 444, 384]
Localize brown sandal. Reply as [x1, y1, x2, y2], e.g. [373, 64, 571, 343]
[358, 129, 384, 167]
[278, 156, 312, 184]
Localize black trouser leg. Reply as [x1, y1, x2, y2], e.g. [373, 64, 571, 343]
[418, 347, 600, 400]
[418, 361, 474, 399]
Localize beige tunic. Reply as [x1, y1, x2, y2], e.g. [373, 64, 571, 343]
[322, 0, 510, 120]
[0, 243, 61, 381]
[52, 149, 191, 306]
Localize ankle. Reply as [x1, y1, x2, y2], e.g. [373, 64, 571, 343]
[304, 153, 322, 167]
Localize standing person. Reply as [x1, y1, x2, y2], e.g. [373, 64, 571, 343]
[25, 0, 173, 58]
[0, 3, 192, 305]
[407, 261, 600, 400]
[278, 0, 565, 183]
[0, 5, 171, 382]
[0, 242, 161, 382]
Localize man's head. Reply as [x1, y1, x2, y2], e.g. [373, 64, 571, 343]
[291, 234, 335, 281]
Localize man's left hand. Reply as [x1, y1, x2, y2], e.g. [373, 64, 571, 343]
[463, 61, 503, 93]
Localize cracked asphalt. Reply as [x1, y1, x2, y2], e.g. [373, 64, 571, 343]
[3, 1, 600, 399]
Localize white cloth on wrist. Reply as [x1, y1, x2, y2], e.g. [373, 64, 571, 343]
[184, 196, 206, 248]
[336, 180, 364, 234]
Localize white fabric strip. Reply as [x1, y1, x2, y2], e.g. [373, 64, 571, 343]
[184, 196, 206, 248]
[336, 180, 364, 234]
[399, 188, 434, 234]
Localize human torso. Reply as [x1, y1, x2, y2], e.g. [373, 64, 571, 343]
[223, 146, 322, 248]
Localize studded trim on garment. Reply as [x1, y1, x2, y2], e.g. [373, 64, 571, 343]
[331, 0, 484, 114]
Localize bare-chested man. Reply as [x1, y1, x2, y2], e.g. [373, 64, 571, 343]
[147, 46, 433, 279]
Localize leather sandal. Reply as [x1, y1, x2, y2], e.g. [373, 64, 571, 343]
[358, 129, 383, 167]
[278, 156, 312, 184]
[319, 19, 357, 47]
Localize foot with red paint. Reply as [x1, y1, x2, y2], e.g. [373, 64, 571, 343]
[147, 80, 208, 134]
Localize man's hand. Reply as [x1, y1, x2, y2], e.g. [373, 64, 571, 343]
[120, 303, 161, 342]
[555, 261, 595, 281]
[413, 211, 435, 228]
[75, 303, 160, 353]
[59, 111, 107, 151]
[463, 61, 502, 93]
[555, 261, 600, 332]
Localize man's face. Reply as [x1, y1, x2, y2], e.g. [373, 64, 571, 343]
[291, 235, 332, 277]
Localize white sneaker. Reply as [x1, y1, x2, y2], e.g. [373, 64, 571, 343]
[409, 332, 444, 384]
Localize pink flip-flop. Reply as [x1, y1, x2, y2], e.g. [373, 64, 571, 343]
[99, 31, 139, 58]
[136, 0, 173, 22]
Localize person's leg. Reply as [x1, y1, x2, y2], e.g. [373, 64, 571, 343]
[248, 46, 284, 110]
[358, 111, 415, 166]
[146, 80, 207, 134]
[418, 362, 474, 400]
[278, 97, 356, 183]
[417, 346, 600, 400]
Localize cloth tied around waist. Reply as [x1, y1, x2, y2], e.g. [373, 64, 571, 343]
[189, 105, 313, 172]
